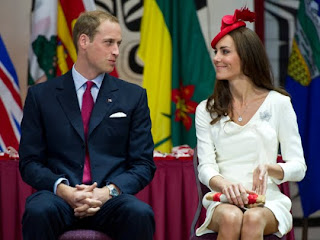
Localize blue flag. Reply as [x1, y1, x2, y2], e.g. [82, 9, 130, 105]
[0, 35, 23, 152]
[285, 0, 320, 217]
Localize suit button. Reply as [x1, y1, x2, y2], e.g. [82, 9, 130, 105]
[80, 164, 83, 168]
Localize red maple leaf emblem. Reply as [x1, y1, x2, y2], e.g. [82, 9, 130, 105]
[172, 84, 198, 130]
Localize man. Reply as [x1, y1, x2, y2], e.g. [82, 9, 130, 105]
[19, 10, 156, 240]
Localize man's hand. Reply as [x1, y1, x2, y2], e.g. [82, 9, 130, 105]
[73, 198, 101, 218]
[57, 182, 103, 218]
[92, 186, 110, 204]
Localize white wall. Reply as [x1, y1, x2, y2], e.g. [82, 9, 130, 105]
[0, 0, 32, 103]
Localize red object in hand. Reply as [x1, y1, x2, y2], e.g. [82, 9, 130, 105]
[248, 193, 259, 204]
[206, 192, 265, 205]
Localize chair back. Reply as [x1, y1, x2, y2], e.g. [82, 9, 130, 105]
[190, 147, 210, 237]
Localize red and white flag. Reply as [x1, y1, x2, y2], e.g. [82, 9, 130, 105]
[0, 35, 23, 152]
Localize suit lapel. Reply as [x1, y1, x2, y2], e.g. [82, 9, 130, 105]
[89, 74, 119, 136]
[56, 71, 85, 141]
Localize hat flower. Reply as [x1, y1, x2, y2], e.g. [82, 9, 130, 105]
[211, 7, 256, 48]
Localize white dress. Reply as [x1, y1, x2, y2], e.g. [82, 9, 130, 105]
[195, 90, 307, 237]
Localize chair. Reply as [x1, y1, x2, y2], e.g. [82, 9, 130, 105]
[190, 148, 291, 240]
[58, 229, 112, 240]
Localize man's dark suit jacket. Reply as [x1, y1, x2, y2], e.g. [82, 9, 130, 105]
[19, 71, 156, 195]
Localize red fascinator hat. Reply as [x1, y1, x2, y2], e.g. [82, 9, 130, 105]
[211, 7, 256, 48]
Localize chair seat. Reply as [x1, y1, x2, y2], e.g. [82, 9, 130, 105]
[190, 232, 284, 240]
[58, 229, 112, 240]
[190, 233, 217, 240]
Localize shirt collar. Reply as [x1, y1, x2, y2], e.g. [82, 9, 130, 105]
[72, 65, 105, 90]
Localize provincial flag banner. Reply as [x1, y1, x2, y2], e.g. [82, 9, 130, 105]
[0, 35, 23, 152]
[28, 0, 96, 85]
[138, 0, 216, 153]
[285, 0, 320, 217]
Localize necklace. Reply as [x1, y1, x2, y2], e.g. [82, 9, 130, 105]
[235, 104, 249, 122]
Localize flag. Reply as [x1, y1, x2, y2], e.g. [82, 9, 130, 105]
[285, 0, 320, 217]
[28, 0, 58, 85]
[28, 0, 96, 85]
[0, 35, 23, 152]
[138, 0, 215, 153]
[56, 0, 96, 76]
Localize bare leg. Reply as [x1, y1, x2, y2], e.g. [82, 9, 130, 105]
[241, 207, 279, 240]
[208, 203, 243, 240]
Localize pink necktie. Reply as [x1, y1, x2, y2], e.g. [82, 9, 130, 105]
[81, 81, 95, 184]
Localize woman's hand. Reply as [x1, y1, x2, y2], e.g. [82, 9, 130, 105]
[220, 181, 255, 208]
[210, 176, 256, 208]
[252, 164, 268, 195]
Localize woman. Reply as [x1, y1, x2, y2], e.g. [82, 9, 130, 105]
[195, 8, 306, 239]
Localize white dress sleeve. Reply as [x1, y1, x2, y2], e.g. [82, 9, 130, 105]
[272, 96, 307, 184]
[195, 100, 222, 189]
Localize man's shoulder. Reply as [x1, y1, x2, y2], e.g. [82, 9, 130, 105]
[108, 74, 144, 92]
[29, 72, 70, 91]
[30, 74, 67, 88]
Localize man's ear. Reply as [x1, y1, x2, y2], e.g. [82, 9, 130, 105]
[78, 34, 89, 50]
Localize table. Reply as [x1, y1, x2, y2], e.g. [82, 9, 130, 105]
[136, 159, 198, 240]
[0, 159, 198, 240]
[0, 160, 33, 240]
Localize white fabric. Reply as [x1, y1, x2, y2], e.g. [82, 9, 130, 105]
[195, 90, 307, 237]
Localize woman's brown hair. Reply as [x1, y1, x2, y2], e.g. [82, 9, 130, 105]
[206, 27, 289, 124]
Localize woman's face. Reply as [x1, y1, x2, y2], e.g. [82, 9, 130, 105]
[213, 35, 243, 81]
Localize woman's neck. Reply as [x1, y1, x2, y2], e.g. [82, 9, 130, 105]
[229, 78, 258, 105]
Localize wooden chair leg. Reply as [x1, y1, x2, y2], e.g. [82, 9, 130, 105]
[302, 217, 308, 240]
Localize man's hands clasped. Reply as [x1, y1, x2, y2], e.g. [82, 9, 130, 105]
[57, 182, 112, 218]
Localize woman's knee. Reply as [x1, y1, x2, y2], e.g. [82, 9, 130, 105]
[241, 209, 265, 236]
[243, 209, 264, 224]
[210, 204, 243, 233]
[219, 206, 243, 227]
[242, 208, 279, 237]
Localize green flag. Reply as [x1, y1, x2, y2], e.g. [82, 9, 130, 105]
[139, 0, 215, 151]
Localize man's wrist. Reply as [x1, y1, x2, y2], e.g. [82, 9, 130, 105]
[54, 178, 69, 194]
[56, 182, 71, 198]
[106, 184, 120, 198]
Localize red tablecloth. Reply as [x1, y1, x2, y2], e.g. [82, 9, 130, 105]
[0, 160, 33, 240]
[136, 159, 198, 240]
[0, 159, 198, 240]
